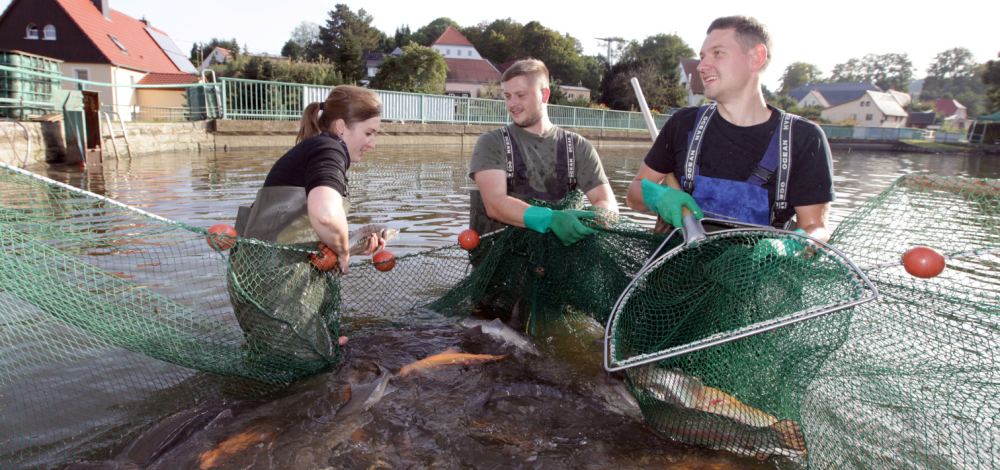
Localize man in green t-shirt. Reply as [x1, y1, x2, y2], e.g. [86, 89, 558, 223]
[469, 59, 617, 245]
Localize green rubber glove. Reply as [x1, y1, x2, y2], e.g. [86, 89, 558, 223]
[640, 179, 704, 228]
[753, 229, 808, 260]
[523, 206, 598, 246]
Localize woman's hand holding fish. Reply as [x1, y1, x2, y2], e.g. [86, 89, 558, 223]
[360, 234, 385, 256]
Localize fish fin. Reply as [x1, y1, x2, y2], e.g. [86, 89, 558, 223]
[439, 349, 460, 356]
[769, 419, 807, 453]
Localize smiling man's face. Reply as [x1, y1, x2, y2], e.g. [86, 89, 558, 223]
[697, 28, 757, 103]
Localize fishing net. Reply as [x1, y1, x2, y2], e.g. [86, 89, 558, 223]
[607, 174, 1000, 469]
[3, 156, 998, 470]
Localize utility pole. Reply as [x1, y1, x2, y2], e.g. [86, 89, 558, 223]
[595, 37, 625, 68]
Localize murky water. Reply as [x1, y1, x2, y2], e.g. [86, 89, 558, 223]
[9, 146, 1000, 469]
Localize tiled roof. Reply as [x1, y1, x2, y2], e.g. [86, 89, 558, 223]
[444, 58, 500, 83]
[496, 59, 517, 75]
[788, 82, 881, 106]
[869, 91, 908, 117]
[887, 89, 911, 108]
[54, 0, 189, 73]
[432, 26, 474, 47]
[679, 58, 704, 95]
[907, 111, 936, 125]
[137, 72, 199, 85]
[934, 99, 966, 116]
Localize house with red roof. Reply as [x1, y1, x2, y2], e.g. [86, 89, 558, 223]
[0, 0, 199, 120]
[429, 26, 501, 98]
[678, 58, 705, 106]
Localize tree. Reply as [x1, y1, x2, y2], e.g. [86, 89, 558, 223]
[393, 25, 413, 49]
[316, 4, 387, 79]
[599, 59, 686, 111]
[778, 62, 823, 95]
[983, 56, 1000, 114]
[281, 23, 319, 60]
[921, 48, 986, 103]
[409, 18, 461, 46]
[212, 55, 343, 86]
[369, 43, 447, 94]
[831, 53, 915, 92]
[189, 38, 240, 64]
[620, 34, 694, 78]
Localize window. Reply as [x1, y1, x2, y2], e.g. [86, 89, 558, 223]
[25, 24, 38, 39]
[569, 93, 575, 99]
[109, 35, 128, 54]
[468, 50, 472, 56]
[42, 25, 56, 40]
[866, 114, 873, 121]
[849, 114, 857, 120]
[74, 69, 89, 89]
[446, 48, 451, 55]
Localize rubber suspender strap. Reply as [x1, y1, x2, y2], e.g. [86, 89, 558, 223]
[500, 126, 516, 192]
[771, 112, 795, 225]
[684, 104, 716, 193]
[747, 109, 788, 187]
[557, 129, 577, 191]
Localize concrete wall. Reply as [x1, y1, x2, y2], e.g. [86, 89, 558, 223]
[0, 119, 651, 166]
[213, 121, 654, 150]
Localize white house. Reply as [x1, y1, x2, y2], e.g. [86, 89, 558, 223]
[820, 90, 908, 127]
[677, 58, 705, 107]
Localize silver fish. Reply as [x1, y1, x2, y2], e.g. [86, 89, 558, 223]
[335, 364, 391, 417]
[348, 224, 399, 255]
[627, 367, 807, 463]
[460, 316, 542, 355]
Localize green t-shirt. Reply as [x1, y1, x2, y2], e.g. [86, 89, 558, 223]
[469, 124, 609, 200]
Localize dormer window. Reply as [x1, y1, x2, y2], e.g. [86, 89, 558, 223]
[42, 25, 56, 40]
[25, 24, 38, 39]
[109, 35, 128, 55]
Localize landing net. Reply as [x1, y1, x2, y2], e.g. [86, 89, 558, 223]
[2, 160, 998, 469]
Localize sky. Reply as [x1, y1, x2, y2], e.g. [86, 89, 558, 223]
[5, 0, 998, 91]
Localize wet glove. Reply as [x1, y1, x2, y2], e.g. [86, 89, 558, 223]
[753, 229, 808, 260]
[641, 179, 704, 228]
[523, 206, 597, 246]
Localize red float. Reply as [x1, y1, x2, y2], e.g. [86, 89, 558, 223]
[902, 246, 946, 278]
[310, 244, 338, 271]
[458, 229, 480, 250]
[206, 223, 237, 250]
[373, 250, 396, 272]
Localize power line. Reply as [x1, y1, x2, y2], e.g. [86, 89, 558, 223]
[595, 37, 625, 67]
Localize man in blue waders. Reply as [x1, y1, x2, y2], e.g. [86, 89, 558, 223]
[626, 16, 834, 243]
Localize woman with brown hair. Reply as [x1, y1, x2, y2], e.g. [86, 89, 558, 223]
[228, 85, 383, 364]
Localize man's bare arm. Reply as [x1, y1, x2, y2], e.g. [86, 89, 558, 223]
[473, 169, 533, 227]
[584, 183, 618, 213]
[793, 202, 831, 243]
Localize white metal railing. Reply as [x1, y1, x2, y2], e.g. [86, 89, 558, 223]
[100, 104, 190, 122]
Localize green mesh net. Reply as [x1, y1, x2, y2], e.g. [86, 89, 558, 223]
[2, 160, 999, 469]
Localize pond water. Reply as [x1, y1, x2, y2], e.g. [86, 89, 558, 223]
[8, 146, 1000, 469]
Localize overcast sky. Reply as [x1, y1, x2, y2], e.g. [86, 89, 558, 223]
[6, 0, 997, 91]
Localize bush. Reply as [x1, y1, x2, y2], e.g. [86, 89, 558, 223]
[211, 55, 344, 86]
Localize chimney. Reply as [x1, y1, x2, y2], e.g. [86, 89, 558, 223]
[140, 17, 150, 28]
[91, 0, 110, 20]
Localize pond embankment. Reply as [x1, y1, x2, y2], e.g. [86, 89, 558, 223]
[0, 121, 655, 167]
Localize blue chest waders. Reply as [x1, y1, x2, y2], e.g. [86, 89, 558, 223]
[681, 104, 797, 228]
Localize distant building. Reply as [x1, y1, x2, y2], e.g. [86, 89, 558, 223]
[907, 111, 936, 129]
[788, 82, 882, 107]
[678, 58, 705, 107]
[820, 90, 908, 128]
[430, 26, 500, 98]
[934, 99, 972, 130]
[797, 89, 830, 108]
[361, 48, 402, 84]
[0, 0, 199, 119]
[198, 47, 232, 72]
[557, 84, 591, 103]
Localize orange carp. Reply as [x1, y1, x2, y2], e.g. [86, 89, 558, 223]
[398, 349, 507, 376]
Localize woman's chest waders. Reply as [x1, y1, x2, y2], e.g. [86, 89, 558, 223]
[469, 127, 577, 235]
[235, 187, 351, 244]
[681, 104, 797, 228]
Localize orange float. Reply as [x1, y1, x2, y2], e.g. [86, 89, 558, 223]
[206, 223, 237, 250]
[373, 250, 396, 272]
[458, 229, 480, 250]
[902, 246, 946, 278]
[310, 244, 338, 271]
